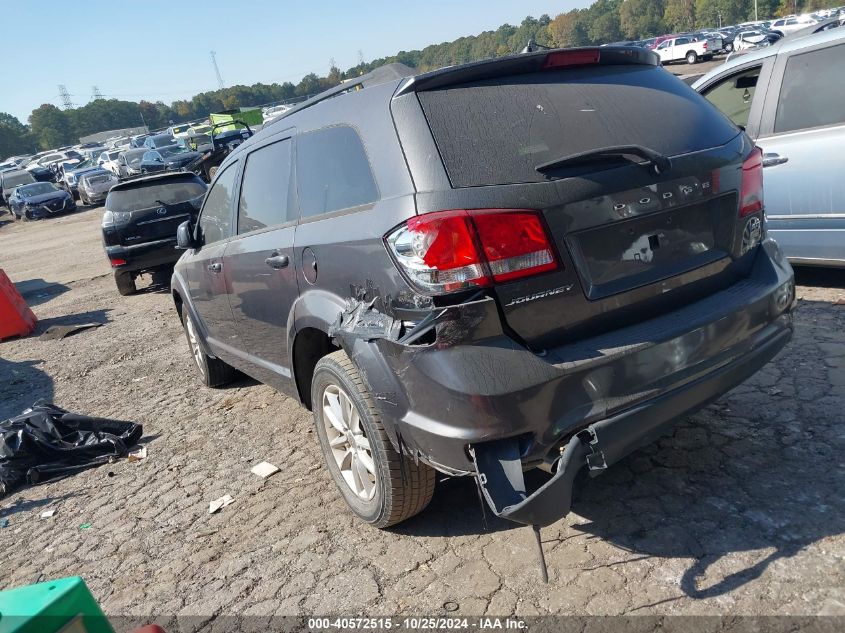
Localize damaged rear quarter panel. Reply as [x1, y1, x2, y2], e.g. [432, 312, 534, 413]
[328, 295, 568, 469]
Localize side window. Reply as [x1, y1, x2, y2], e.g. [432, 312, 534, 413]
[657, 40, 670, 49]
[702, 65, 762, 129]
[199, 164, 237, 245]
[295, 126, 378, 219]
[237, 138, 293, 234]
[676, 38, 689, 45]
[774, 45, 845, 134]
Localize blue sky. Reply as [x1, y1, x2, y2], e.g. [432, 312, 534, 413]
[3, 0, 591, 123]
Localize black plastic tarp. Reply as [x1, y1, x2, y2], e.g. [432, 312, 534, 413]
[0, 403, 142, 496]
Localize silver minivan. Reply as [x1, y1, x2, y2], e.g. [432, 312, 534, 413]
[694, 28, 845, 267]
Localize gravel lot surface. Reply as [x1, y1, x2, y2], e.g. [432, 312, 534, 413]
[0, 207, 843, 622]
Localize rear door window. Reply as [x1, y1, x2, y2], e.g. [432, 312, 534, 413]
[295, 126, 378, 218]
[702, 65, 762, 129]
[237, 138, 293, 233]
[199, 165, 237, 244]
[774, 44, 845, 134]
[417, 65, 740, 187]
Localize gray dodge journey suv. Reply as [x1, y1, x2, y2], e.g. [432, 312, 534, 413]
[171, 47, 795, 531]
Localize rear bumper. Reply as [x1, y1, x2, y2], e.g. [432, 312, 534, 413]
[472, 313, 790, 526]
[334, 240, 794, 522]
[105, 238, 181, 274]
[84, 189, 110, 204]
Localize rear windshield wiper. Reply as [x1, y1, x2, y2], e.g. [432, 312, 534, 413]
[536, 145, 672, 176]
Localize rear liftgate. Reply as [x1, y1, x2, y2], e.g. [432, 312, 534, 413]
[470, 430, 608, 583]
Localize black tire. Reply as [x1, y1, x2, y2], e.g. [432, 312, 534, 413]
[725, 42, 734, 52]
[150, 267, 172, 287]
[181, 309, 238, 387]
[312, 350, 435, 528]
[686, 51, 698, 64]
[114, 271, 136, 296]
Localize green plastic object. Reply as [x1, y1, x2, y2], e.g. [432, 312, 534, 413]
[0, 577, 114, 633]
[209, 108, 263, 132]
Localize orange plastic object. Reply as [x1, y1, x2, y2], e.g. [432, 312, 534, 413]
[0, 269, 37, 340]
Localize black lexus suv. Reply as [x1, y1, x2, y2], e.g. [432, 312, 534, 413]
[101, 172, 207, 295]
[170, 48, 795, 531]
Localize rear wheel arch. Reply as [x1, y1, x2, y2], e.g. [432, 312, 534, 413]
[171, 285, 215, 359]
[171, 288, 184, 319]
[292, 327, 339, 410]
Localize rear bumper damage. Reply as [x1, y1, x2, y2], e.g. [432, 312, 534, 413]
[105, 238, 181, 274]
[330, 240, 794, 526]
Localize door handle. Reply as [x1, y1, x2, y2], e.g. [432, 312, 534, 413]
[207, 262, 222, 273]
[762, 153, 788, 168]
[264, 254, 289, 269]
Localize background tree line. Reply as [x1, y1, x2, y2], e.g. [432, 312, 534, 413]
[1, 0, 840, 155]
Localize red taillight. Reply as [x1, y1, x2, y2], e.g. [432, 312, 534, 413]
[472, 210, 558, 282]
[387, 209, 558, 294]
[740, 147, 764, 217]
[109, 257, 127, 267]
[405, 211, 491, 292]
[542, 49, 600, 70]
[703, 42, 708, 50]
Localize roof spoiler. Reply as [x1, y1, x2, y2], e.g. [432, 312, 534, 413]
[265, 63, 417, 127]
[394, 46, 659, 96]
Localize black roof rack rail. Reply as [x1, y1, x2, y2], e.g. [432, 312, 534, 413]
[394, 46, 658, 97]
[266, 63, 416, 127]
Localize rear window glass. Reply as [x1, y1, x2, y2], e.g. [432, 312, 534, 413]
[2, 172, 34, 187]
[418, 65, 740, 187]
[107, 178, 206, 212]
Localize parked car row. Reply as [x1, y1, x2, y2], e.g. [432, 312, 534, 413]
[603, 8, 844, 61]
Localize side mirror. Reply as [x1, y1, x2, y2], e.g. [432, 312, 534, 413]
[176, 220, 199, 249]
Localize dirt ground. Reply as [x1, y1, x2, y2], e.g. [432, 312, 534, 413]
[0, 206, 843, 623]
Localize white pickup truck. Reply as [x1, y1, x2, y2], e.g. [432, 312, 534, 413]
[655, 36, 713, 64]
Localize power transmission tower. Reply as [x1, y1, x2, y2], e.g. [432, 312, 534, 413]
[210, 51, 225, 90]
[91, 86, 104, 101]
[58, 85, 75, 109]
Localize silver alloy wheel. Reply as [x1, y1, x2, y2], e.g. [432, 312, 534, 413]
[322, 384, 377, 500]
[185, 316, 205, 377]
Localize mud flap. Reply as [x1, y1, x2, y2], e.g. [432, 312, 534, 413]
[470, 432, 593, 528]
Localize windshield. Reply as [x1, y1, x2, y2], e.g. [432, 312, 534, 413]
[171, 125, 189, 134]
[126, 152, 145, 167]
[72, 157, 97, 170]
[106, 179, 206, 212]
[158, 146, 188, 158]
[20, 182, 59, 197]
